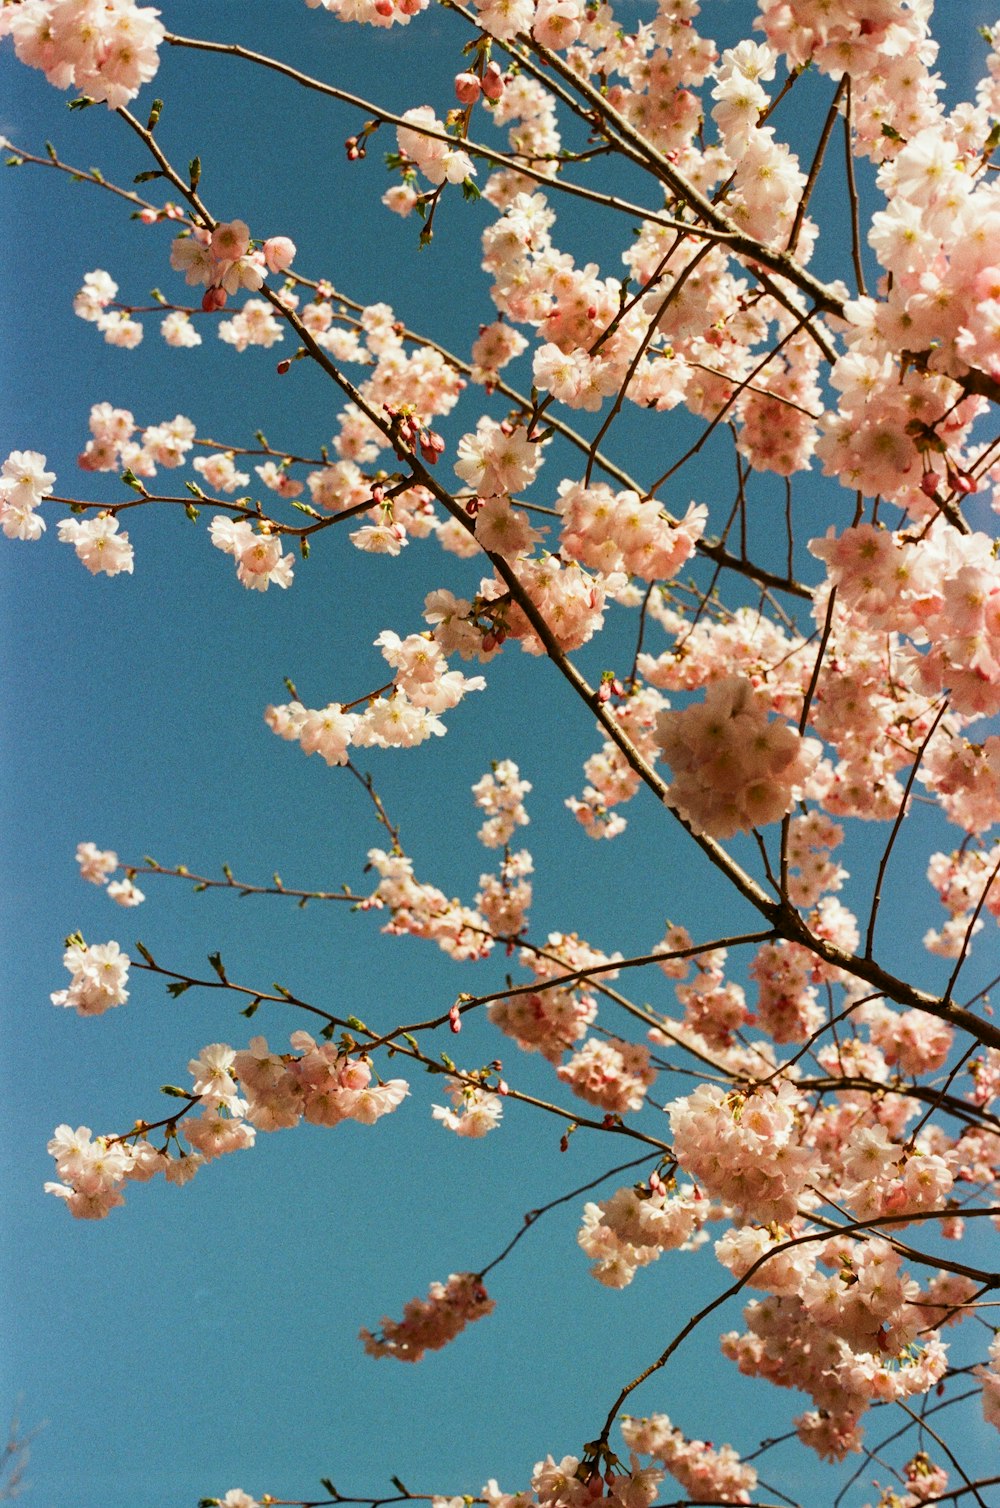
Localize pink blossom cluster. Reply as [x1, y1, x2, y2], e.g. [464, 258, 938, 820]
[0, 450, 55, 541]
[74, 402, 195, 479]
[577, 1177, 708, 1288]
[721, 1236, 948, 1453]
[557, 482, 706, 582]
[556, 1036, 655, 1115]
[209, 516, 294, 592]
[266, 629, 486, 760]
[919, 726, 1000, 834]
[359, 1272, 493, 1361]
[866, 1451, 950, 1508]
[486, 554, 615, 656]
[73, 269, 142, 347]
[363, 847, 492, 961]
[170, 221, 295, 309]
[1, 0, 164, 109]
[431, 1076, 504, 1137]
[45, 1123, 159, 1220]
[487, 980, 595, 1064]
[46, 1033, 408, 1218]
[476, 847, 533, 938]
[306, 0, 428, 29]
[50, 937, 130, 1016]
[924, 843, 1000, 958]
[655, 675, 821, 839]
[811, 526, 1000, 719]
[76, 841, 144, 906]
[471, 759, 532, 847]
[56, 512, 134, 576]
[488, 932, 616, 1062]
[976, 1332, 1000, 1430]
[396, 107, 475, 186]
[234, 1031, 409, 1131]
[621, 1413, 757, 1506]
[455, 417, 543, 500]
[748, 940, 824, 1046]
[469, 320, 528, 390]
[374, 629, 487, 713]
[482, 1452, 659, 1508]
[566, 687, 671, 841]
[668, 1081, 820, 1226]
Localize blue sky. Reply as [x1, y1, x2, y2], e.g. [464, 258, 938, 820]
[2, 4, 999, 1506]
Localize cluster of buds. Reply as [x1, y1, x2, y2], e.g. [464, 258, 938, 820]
[383, 405, 445, 464]
[597, 673, 625, 705]
[453, 61, 506, 105]
[345, 119, 381, 161]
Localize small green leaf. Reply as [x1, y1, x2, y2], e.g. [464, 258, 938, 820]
[133, 169, 163, 184]
[189, 156, 201, 189]
[147, 99, 163, 131]
[161, 1083, 189, 1098]
[207, 952, 227, 983]
[134, 940, 156, 965]
[167, 980, 192, 998]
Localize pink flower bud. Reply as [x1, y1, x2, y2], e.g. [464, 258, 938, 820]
[262, 236, 296, 274]
[481, 61, 505, 101]
[449, 1004, 462, 1033]
[202, 286, 228, 312]
[276, 359, 291, 375]
[454, 71, 482, 104]
[138, 207, 159, 225]
[371, 483, 385, 505]
[374, 0, 394, 14]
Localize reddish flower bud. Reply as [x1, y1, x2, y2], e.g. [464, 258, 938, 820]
[201, 286, 227, 312]
[454, 71, 482, 105]
[481, 61, 505, 101]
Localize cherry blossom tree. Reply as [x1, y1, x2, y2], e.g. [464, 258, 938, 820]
[4, 1, 1000, 1505]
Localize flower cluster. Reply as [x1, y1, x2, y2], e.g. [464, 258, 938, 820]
[556, 1036, 655, 1115]
[578, 1178, 708, 1288]
[431, 1076, 504, 1137]
[170, 221, 295, 310]
[471, 759, 532, 847]
[209, 516, 295, 591]
[1, 0, 164, 109]
[622, 1413, 757, 1505]
[655, 675, 821, 839]
[360, 1272, 494, 1361]
[0, 450, 55, 541]
[50, 937, 130, 1016]
[667, 1082, 820, 1227]
[76, 842, 144, 906]
[46, 1034, 409, 1217]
